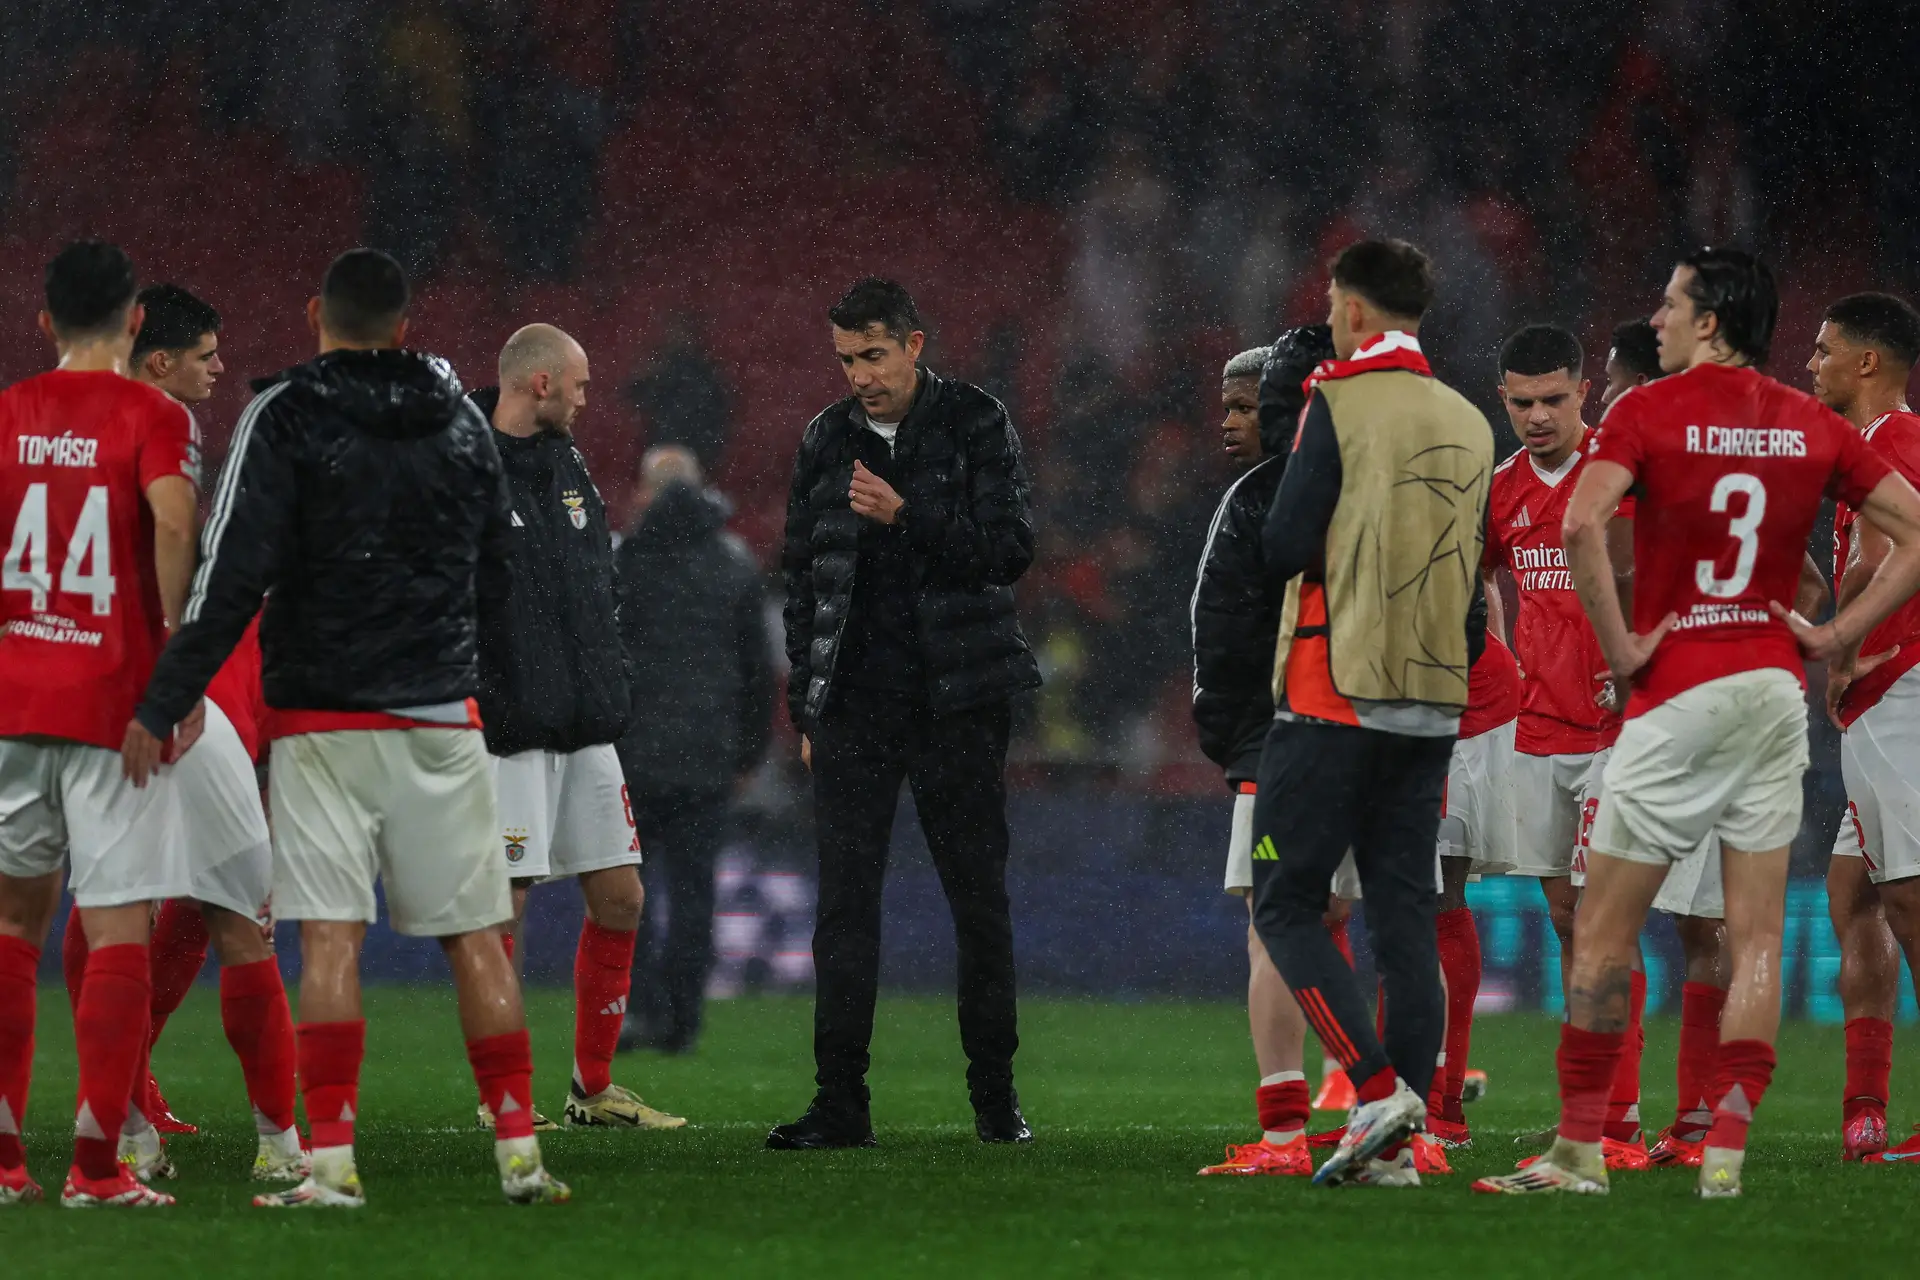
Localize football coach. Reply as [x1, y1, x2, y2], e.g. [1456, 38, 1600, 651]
[770, 278, 1041, 1150]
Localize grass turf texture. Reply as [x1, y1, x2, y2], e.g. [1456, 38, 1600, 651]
[4, 992, 1917, 1277]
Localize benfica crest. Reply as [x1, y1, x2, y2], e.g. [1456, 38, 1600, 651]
[562, 492, 588, 530]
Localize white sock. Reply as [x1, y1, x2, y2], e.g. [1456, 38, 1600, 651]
[311, 1143, 356, 1186]
[495, 1134, 541, 1180]
[260, 1126, 303, 1159]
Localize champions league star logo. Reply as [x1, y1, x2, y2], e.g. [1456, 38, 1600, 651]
[563, 492, 588, 530]
[503, 829, 529, 864]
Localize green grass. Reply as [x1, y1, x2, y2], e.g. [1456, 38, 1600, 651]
[5, 990, 1918, 1278]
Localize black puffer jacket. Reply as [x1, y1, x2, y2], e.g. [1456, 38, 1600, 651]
[1189, 326, 1333, 785]
[136, 350, 514, 736]
[467, 387, 631, 756]
[781, 366, 1041, 731]
[614, 480, 774, 790]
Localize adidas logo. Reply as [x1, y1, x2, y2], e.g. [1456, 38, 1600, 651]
[0, 1097, 17, 1137]
[599, 996, 628, 1017]
[1515, 505, 1532, 528]
[1251, 835, 1280, 862]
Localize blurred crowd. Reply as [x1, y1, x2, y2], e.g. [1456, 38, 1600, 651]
[0, 0, 1911, 779]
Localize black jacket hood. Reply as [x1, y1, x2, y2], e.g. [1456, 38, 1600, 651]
[631, 480, 728, 550]
[255, 349, 472, 441]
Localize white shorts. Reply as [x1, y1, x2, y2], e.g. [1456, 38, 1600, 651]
[1650, 832, 1725, 919]
[168, 700, 273, 926]
[1834, 803, 1867, 863]
[1438, 719, 1517, 876]
[1839, 666, 1920, 885]
[269, 728, 509, 938]
[491, 744, 640, 883]
[0, 738, 189, 907]
[1509, 749, 1595, 878]
[1590, 669, 1808, 866]
[1224, 786, 1257, 894]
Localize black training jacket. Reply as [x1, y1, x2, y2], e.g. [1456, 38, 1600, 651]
[468, 387, 631, 757]
[780, 366, 1041, 732]
[1190, 455, 1287, 785]
[614, 480, 774, 790]
[136, 350, 514, 737]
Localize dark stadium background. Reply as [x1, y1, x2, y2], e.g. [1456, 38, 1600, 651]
[4, 0, 1915, 1018]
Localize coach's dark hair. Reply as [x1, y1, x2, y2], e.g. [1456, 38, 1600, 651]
[1609, 319, 1662, 381]
[827, 277, 922, 348]
[1498, 324, 1583, 379]
[132, 283, 221, 360]
[44, 240, 138, 339]
[320, 248, 409, 345]
[1679, 246, 1777, 365]
[1825, 292, 1920, 370]
[1329, 239, 1435, 321]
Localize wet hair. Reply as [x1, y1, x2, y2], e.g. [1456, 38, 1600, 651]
[827, 277, 922, 348]
[1497, 324, 1583, 379]
[1824, 292, 1920, 371]
[1609, 319, 1662, 381]
[1328, 238, 1435, 321]
[1678, 246, 1777, 364]
[132, 283, 221, 360]
[320, 248, 409, 345]
[44, 240, 138, 339]
[1222, 347, 1270, 380]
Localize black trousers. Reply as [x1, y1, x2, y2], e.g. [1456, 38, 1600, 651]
[1249, 717, 1451, 1101]
[809, 693, 1019, 1107]
[629, 786, 730, 1046]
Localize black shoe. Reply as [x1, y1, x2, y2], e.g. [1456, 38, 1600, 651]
[975, 1099, 1033, 1144]
[766, 1099, 876, 1150]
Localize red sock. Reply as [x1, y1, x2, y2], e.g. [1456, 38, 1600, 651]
[220, 960, 298, 1134]
[1256, 1072, 1309, 1139]
[72, 943, 150, 1179]
[1434, 907, 1480, 1124]
[468, 1029, 536, 1141]
[0, 936, 39, 1171]
[1604, 969, 1647, 1141]
[1557, 1023, 1625, 1145]
[298, 1020, 366, 1150]
[500, 930, 516, 964]
[1704, 1038, 1776, 1152]
[573, 921, 636, 1097]
[60, 906, 87, 1016]
[1676, 981, 1726, 1135]
[1844, 1017, 1893, 1123]
[1355, 1065, 1398, 1104]
[147, 900, 209, 1047]
[1327, 916, 1355, 969]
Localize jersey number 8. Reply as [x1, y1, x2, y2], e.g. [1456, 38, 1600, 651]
[1695, 472, 1766, 600]
[2, 482, 115, 615]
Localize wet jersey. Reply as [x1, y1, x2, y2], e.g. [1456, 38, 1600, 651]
[0, 369, 199, 748]
[1592, 363, 1888, 716]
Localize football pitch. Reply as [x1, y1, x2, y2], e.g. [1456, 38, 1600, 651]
[6, 989, 1917, 1278]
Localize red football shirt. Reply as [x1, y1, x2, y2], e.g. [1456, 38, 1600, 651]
[0, 370, 199, 749]
[1484, 433, 1631, 755]
[1593, 363, 1890, 716]
[1831, 409, 1920, 726]
[1459, 629, 1521, 739]
[205, 615, 267, 761]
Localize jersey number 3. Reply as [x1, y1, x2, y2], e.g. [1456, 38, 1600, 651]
[3, 482, 115, 615]
[1696, 472, 1766, 599]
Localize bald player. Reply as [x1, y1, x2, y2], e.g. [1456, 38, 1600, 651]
[469, 326, 686, 1132]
